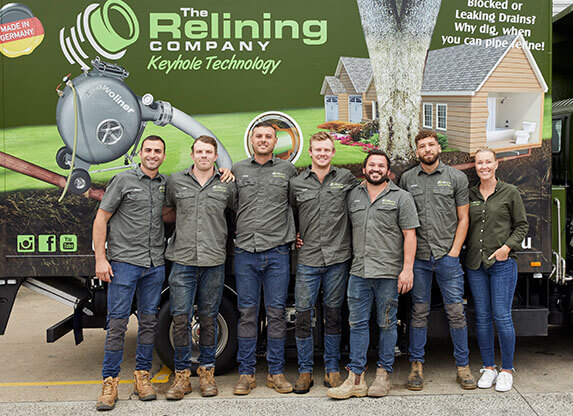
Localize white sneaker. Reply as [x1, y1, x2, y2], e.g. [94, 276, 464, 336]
[477, 368, 498, 388]
[495, 371, 513, 392]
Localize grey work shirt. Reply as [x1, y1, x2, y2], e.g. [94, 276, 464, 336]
[400, 161, 468, 261]
[164, 168, 237, 267]
[99, 165, 166, 268]
[290, 166, 357, 267]
[232, 156, 297, 252]
[347, 181, 420, 279]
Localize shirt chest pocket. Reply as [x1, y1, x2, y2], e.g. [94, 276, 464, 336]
[432, 186, 454, 210]
[268, 177, 288, 199]
[375, 204, 398, 223]
[348, 202, 367, 223]
[295, 190, 318, 205]
[433, 186, 454, 198]
[125, 191, 148, 213]
[407, 187, 424, 208]
[325, 188, 346, 213]
[207, 191, 228, 211]
[175, 190, 196, 214]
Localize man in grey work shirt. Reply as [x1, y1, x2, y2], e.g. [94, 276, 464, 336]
[289, 132, 356, 393]
[400, 130, 476, 391]
[231, 121, 297, 395]
[162, 136, 237, 400]
[93, 135, 167, 411]
[327, 149, 419, 400]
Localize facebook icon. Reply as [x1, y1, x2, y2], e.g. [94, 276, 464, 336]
[39, 235, 57, 252]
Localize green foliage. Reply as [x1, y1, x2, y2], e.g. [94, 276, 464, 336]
[437, 132, 448, 150]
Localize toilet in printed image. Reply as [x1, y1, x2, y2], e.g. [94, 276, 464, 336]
[515, 121, 536, 145]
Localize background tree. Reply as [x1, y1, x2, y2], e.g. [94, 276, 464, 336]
[356, 0, 442, 162]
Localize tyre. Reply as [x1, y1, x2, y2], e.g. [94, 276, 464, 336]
[69, 169, 91, 194]
[56, 147, 72, 170]
[155, 295, 238, 375]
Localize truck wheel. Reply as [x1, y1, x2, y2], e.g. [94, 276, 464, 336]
[56, 147, 72, 169]
[155, 295, 238, 375]
[69, 169, 91, 194]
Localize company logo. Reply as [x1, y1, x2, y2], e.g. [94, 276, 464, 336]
[59, 0, 139, 69]
[17, 235, 35, 252]
[98, 84, 136, 113]
[0, 3, 44, 58]
[244, 112, 304, 164]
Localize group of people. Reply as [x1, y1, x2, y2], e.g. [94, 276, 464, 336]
[92, 125, 528, 411]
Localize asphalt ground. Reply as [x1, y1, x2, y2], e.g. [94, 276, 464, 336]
[1, 287, 572, 415]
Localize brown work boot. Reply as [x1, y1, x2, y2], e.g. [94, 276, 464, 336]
[407, 361, 424, 391]
[197, 366, 218, 397]
[368, 367, 390, 397]
[457, 365, 477, 390]
[133, 370, 157, 401]
[96, 376, 119, 411]
[326, 369, 368, 399]
[324, 372, 343, 388]
[293, 372, 314, 394]
[165, 369, 192, 400]
[266, 373, 293, 393]
[233, 374, 257, 395]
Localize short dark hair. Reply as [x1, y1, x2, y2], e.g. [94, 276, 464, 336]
[252, 121, 277, 133]
[363, 148, 391, 170]
[140, 135, 166, 151]
[192, 135, 218, 154]
[414, 129, 438, 145]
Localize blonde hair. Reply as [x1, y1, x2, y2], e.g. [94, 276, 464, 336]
[474, 146, 497, 160]
[309, 131, 335, 150]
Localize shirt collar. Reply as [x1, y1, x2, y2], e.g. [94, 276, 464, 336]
[249, 155, 277, 166]
[359, 179, 398, 195]
[416, 160, 445, 175]
[303, 165, 338, 179]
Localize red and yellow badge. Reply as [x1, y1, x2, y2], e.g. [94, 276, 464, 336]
[0, 3, 44, 58]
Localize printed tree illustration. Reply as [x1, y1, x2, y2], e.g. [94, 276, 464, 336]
[356, 0, 442, 162]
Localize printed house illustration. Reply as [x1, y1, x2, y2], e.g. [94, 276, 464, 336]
[320, 34, 548, 154]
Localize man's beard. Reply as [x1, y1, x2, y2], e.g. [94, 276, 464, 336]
[420, 153, 439, 166]
[365, 171, 389, 185]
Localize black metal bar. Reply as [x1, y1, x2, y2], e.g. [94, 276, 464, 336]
[0, 278, 24, 335]
[47, 314, 74, 343]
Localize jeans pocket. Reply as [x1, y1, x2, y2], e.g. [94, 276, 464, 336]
[234, 247, 246, 254]
[274, 244, 290, 255]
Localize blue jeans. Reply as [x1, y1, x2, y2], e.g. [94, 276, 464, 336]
[235, 245, 290, 375]
[102, 262, 165, 379]
[295, 261, 349, 374]
[347, 275, 398, 374]
[168, 262, 225, 370]
[467, 258, 518, 371]
[409, 255, 470, 367]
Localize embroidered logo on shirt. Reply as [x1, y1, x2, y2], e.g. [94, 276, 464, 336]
[272, 171, 286, 179]
[159, 185, 166, 193]
[212, 185, 227, 192]
[380, 199, 397, 206]
[329, 182, 345, 189]
[437, 180, 452, 187]
[470, 201, 481, 207]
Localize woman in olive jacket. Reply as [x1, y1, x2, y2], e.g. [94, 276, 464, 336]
[465, 147, 528, 393]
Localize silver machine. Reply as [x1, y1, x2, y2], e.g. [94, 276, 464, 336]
[55, 58, 232, 194]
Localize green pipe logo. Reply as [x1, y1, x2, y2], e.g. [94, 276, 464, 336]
[60, 0, 139, 69]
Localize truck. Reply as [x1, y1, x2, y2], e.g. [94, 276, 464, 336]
[0, 0, 567, 375]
